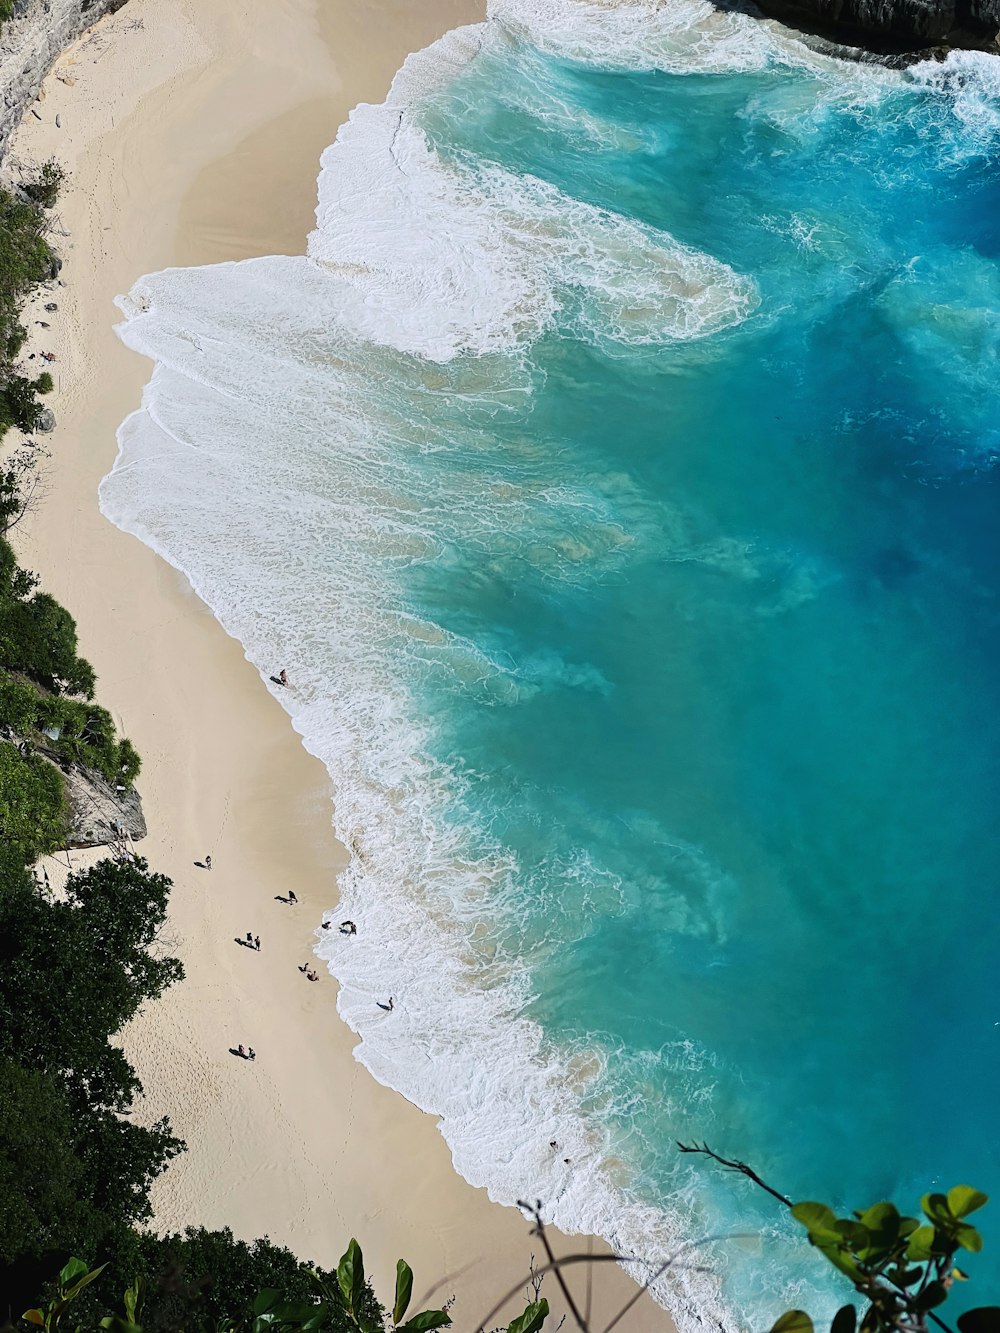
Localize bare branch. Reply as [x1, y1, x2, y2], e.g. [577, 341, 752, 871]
[676, 1142, 792, 1207]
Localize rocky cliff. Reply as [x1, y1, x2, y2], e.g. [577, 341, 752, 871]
[0, 0, 129, 158]
[746, 0, 1000, 53]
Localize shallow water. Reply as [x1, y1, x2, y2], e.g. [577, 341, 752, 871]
[102, 2, 1000, 1325]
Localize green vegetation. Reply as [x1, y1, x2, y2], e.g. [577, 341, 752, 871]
[0, 168, 61, 433]
[0, 455, 141, 866]
[771, 1188, 996, 1333]
[0, 739, 67, 859]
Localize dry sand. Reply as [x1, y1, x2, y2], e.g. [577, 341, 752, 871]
[11, 2, 673, 1328]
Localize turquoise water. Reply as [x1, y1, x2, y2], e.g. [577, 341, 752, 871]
[103, 3, 1000, 1326]
[393, 26, 1000, 1317]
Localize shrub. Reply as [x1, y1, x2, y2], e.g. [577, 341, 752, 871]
[0, 739, 67, 861]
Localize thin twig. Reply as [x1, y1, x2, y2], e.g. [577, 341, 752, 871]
[676, 1142, 792, 1207]
[519, 1201, 588, 1333]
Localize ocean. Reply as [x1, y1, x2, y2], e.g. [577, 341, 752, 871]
[100, 1, 1000, 1327]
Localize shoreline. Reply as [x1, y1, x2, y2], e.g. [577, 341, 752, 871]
[10, 1, 670, 1327]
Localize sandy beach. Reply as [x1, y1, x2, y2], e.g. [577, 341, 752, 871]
[9, 1, 669, 1327]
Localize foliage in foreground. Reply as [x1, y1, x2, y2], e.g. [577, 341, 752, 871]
[680, 1145, 998, 1333]
[772, 1187, 998, 1333]
[17, 1239, 465, 1333]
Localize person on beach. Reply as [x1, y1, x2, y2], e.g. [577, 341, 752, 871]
[288, 890, 297, 905]
[237, 1044, 246, 1058]
[340, 920, 356, 935]
[377, 996, 394, 1011]
[205, 854, 213, 871]
[248, 1048, 256, 1061]
[278, 669, 288, 686]
[254, 935, 260, 951]
[299, 964, 308, 973]
[246, 931, 253, 946]
[322, 920, 332, 930]
[307, 970, 318, 982]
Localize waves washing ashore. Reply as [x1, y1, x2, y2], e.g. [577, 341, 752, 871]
[102, 2, 1000, 1329]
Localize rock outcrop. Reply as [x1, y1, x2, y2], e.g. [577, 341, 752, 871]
[746, 0, 1000, 53]
[61, 760, 146, 849]
[0, 0, 130, 159]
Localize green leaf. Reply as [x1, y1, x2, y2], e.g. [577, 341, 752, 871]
[393, 1260, 414, 1325]
[58, 1258, 89, 1288]
[830, 1306, 856, 1333]
[791, 1204, 838, 1237]
[253, 1290, 282, 1317]
[63, 1263, 109, 1303]
[956, 1224, 984, 1253]
[916, 1282, 949, 1313]
[949, 1187, 989, 1219]
[858, 1203, 898, 1231]
[21, 1313, 44, 1328]
[507, 1299, 549, 1333]
[957, 1309, 1000, 1332]
[906, 1225, 938, 1262]
[338, 1240, 366, 1318]
[833, 1219, 869, 1248]
[894, 1266, 924, 1288]
[770, 1313, 814, 1333]
[399, 1311, 452, 1333]
[922, 1193, 952, 1223]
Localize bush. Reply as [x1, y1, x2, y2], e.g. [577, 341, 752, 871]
[0, 675, 39, 732]
[21, 159, 64, 210]
[0, 738, 67, 860]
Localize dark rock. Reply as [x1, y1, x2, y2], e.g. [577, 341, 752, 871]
[35, 405, 54, 432]
[44, 301, 57, 311]
[45, 252, 61, 280]
[744, 0, 1000, 52]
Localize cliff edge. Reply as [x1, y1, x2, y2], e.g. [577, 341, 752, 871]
[745, 0, 1000, 54]
[0, 0, 129, 158]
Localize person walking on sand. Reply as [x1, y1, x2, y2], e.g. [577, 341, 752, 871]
[278, 669, 288, 686]
[248, 1048, 256, 1061]
[254, 935, 260, 951]
[246, 931, 253, 946]
[288, 890, 298, 905]
[205, 854, 213, 871]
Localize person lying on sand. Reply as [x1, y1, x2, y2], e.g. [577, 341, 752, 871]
[340, 920, 357, 935]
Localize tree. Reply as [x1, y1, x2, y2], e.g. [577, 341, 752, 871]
[0, 858, 182, 1108]
[0, 1062, 87, 1268]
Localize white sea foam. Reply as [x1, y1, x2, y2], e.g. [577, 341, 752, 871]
[308, 102, 754, 362]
